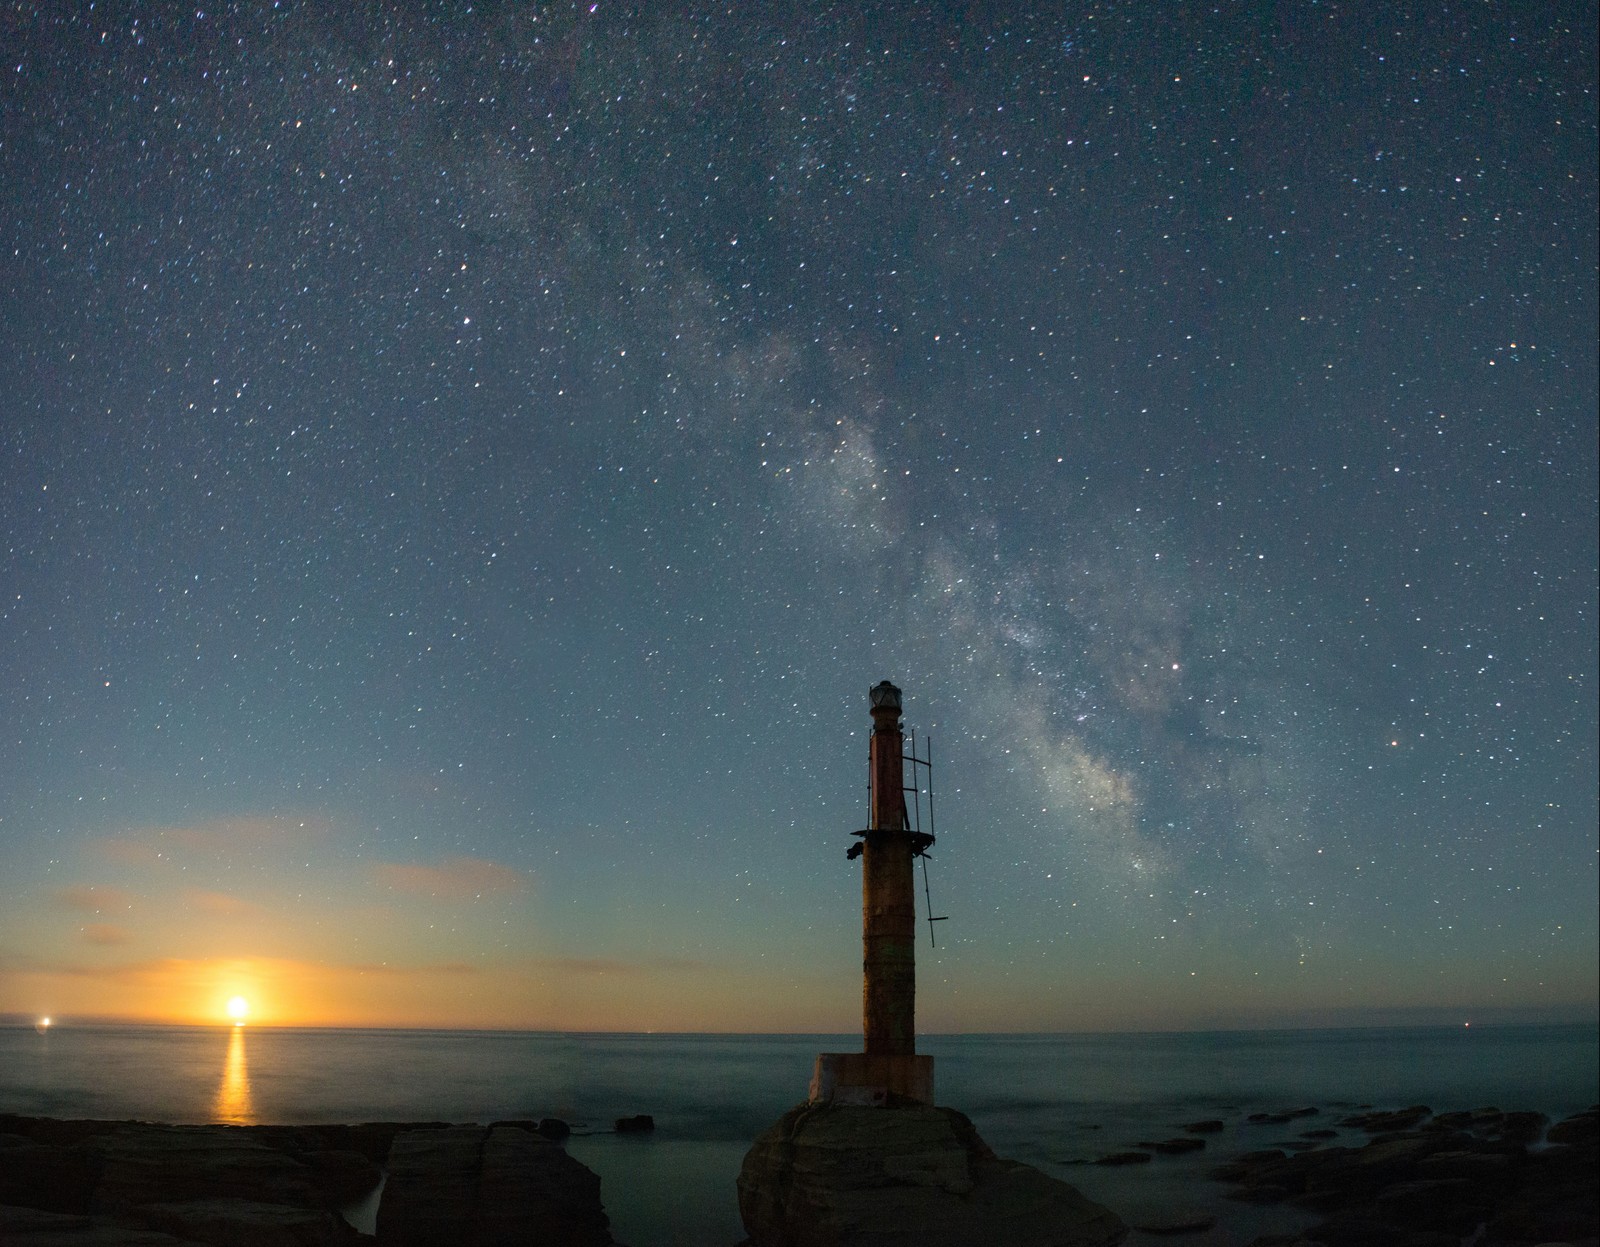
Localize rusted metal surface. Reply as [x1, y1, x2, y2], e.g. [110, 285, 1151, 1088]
[862, 683, 916, 1057]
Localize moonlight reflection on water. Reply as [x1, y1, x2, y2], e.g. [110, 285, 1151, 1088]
[213, 1026, 253, 1125]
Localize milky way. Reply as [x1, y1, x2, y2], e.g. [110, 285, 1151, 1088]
[2, 4, 1595, 1030]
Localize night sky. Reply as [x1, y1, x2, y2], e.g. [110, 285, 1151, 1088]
[2, 3, 1595, 1032]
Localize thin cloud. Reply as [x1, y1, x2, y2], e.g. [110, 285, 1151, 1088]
[81, 924, 133, 946]
[91, 815, 333, 866]
[373, 857, 528, 900]
[526, 956, 710, 977]
[55, 885, 136, 913]
[0, 953, 176, 979]
[183, 890, 267, 918]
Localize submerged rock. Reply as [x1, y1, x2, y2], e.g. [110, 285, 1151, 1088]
[1137, 1138, 1207, 1155]
[1336, 1106, 1430, 1133]
[737, 1102, 1125, 1247]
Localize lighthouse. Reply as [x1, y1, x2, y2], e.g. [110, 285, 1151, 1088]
[740, 684, 1125, 1247]
[809, 680, 936, 1105]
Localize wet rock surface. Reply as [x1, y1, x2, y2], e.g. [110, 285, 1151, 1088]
[739, 1102, 1127, 1247]
[1137, 1138, 1207, 1155]
[0, 1115, 614, 1247]
[1208, 1105, 1599, 1247]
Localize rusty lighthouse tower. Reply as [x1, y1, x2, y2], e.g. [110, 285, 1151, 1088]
[810, 680, 937, 1105]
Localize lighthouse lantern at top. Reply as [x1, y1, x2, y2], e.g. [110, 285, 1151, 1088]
[869, 680, 902, 713]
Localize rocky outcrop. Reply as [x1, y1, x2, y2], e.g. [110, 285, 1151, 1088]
[1209, 1105, 1599, 1247]
[87, 1126, 325, 1213]
[0, 1116, 614, 1247]
[738, 1102, 1126, 1247]
[1137, 1138, 1206, 1155]
[0, 1203, 197, 1245]
[133, 1197, 355, 1247]
[376, 1124, 613, 1247]
[0, 1121, 363, 1247]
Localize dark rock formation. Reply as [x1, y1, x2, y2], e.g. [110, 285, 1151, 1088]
[132, 1196, 354, 1247]
[1209, 1106, 1599, 1247]
[1335, 1106, 1430, 1133]
[0, 1115, 614, 1247]
[1490, 1111, 1547, 1143]
[1129, 1211, 1216, 1235]
[1181, 1120, 1225, 1134]
[738, 1102, 1125, 1247]
[1137, 1138, 1207, 1155]
[1094, 1151, 1154, 1165]
[1248, 1108, 1319, 1125]
[87, 1126, 324, 1213]
[0, 1203, 196, 1245]
[0, 1120, 369, 1246]
[376, 1123, 612, 1247]
[1546, 1105, 1598, 1145]
[0, 1130, 101, 1213]
[612, 1115, 654, 1134]
[297, 1150, 384, 1207]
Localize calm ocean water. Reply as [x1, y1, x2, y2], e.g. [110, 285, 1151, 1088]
[2, 1023, 1595, 1246]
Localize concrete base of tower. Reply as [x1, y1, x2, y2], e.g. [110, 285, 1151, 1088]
[809, 1052, 934, 1106]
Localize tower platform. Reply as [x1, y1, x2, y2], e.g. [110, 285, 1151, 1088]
[809, 1052, 934, 1106]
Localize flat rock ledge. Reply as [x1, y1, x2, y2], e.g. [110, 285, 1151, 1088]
[377, 1124, 613, 1247]
[0, 1115, 614, 1247]
[738, 1102, 1127, 1247]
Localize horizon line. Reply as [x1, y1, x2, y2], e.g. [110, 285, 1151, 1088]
[6, 1012, 1596, 1037]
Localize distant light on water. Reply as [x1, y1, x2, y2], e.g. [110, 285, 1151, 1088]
[35, 1016, 51, 1034]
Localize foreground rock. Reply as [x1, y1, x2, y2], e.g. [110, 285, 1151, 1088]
[738, 1102, 1126, 1247]
[0, 1204, 197, 1245]
[87, 1125, 325, 1214]
[0, 1115, 614, 1247]
[376, 1124, 613, 1247]
[1210, 1105, 1598, 1247]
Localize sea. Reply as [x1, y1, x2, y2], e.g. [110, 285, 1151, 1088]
[1, 1023, 1595, 1246]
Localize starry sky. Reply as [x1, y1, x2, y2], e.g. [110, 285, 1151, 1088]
[2, 2, 1595, 1033]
